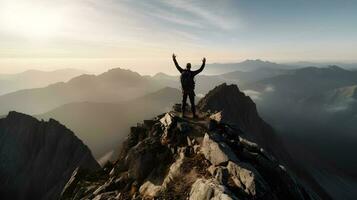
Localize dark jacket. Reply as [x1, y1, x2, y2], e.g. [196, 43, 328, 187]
[174, 59, 205, 92]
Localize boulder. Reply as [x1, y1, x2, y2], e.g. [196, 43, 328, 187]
[210, 112, 224, 123]
[160, 112, 179, 145]
[124, 138, 169, 181]
[226, 161, 271, 198]
[162, 152, 185, 188]
[201, 133, 239, 166]
[139, 181, 162, 198]
[160, 112, 176, 128]
[189, 178, 237, 200]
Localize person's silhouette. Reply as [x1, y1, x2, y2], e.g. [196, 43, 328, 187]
[172, 53, 206, 118]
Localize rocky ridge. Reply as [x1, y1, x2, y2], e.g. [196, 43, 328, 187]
[61, 107, 318, 199]
[0, 111, 100, 200]
[197, 83, 281, 157]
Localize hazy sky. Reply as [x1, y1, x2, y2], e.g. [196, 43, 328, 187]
[0, 0, 356, 74]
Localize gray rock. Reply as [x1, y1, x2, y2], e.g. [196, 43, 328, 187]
[189, 178, 237, 200]
[207, 165, 228, 185]
[210, 112, 224, 123]
[193, 145, 201, 154]
[238, 136, 260, 152]
[60, 167, 86, 198]
[93, 183, 108, 195]
[187, 136, 193, 146]
[109, 168, 115, 177]
[160, 112, 178, 145]
[226, 161, 271, 198]
[160, 112, 175, 128]
[139, 181, 162, 198]
[162, 152, 185, 188]
[124, 138, 166, 181]
[201, 133, 239, 166]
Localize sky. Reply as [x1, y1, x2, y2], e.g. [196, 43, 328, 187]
[0, 0, 356, 74]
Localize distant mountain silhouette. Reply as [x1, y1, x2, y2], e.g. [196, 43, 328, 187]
[0, 111, 99, 200]
[0, 68, 86, 95]
[153, 67, 290, 95]
[37, 87, 181, 159]
[0, 68, 163, 115]
[204, 59, 293, 74]
[247, 66, 357, 104]
[287, 61, 357, 70]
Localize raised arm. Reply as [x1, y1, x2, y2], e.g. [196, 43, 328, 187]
[193, 57, 206, 75]
[172, 54, 183, 73]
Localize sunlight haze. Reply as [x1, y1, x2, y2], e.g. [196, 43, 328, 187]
[0, 0, 356, 74]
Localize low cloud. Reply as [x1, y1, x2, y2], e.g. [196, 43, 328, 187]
[325, 98, 356, 113]
[264, 85, 275, 92]
[243, 89, 262, 101]
[97, 150, 114, 166]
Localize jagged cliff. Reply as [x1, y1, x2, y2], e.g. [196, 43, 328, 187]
[0, 112, 100, 200]
[197, 83, 280, 157]
[60, 85, 319, 200]
[198, 84, 331, 200]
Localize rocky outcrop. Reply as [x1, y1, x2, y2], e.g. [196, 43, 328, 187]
[201, 133, 239, 165]
[60, 107, 317, 200]
[197, 83, 331, 200]
[197, 83, 280, 156]
[0, 111, 100, 200]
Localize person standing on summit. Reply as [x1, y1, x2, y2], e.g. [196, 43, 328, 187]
[172, 53, 206, 118]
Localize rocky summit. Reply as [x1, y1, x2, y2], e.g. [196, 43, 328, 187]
[60, 106, 318, 199]
[0, 111, 100, 200]
[197, 83, 282, 158]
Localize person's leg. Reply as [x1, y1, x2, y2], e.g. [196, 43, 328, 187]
[181, 92, 188, 117]
[189, 92, 196, 118]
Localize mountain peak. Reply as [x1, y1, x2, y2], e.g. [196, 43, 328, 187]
[102, 68, 142, 78]
[295, 65, 348, 75]
[242, 59, 277, 65]
[197, 83, 305, 180]
[0, 111, 100, 199]
[60, 84, 318, 200]
[327, 65, 345, 71]
[152, 72, 173, 79]
[197, 83, 258, 129]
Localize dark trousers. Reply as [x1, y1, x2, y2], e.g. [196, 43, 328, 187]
[182, 91, 196, 116]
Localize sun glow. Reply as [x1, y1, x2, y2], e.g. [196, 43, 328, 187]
[0, 1, 66, 38]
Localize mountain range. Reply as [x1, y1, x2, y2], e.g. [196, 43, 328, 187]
[204, 59, 294, 74]
[0, 68, 162, 115]
[0, 68, 86, 95]
[37, 87, 181, 159]
[0, 60, 294, 116]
